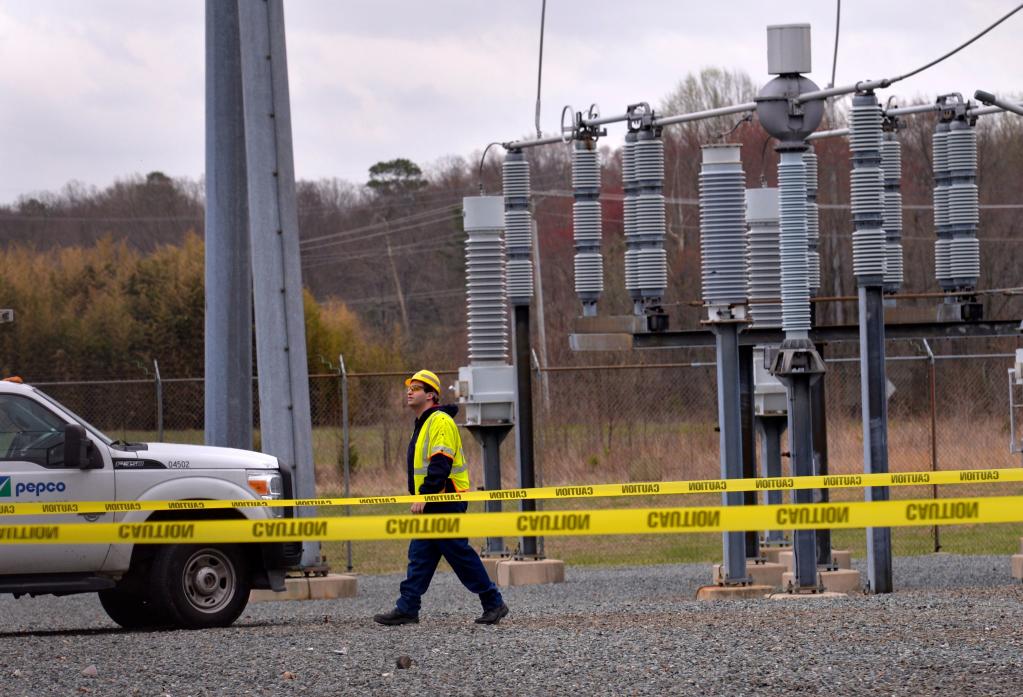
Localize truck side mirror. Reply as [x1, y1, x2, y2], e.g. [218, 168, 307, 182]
[64, 424, 97, 469]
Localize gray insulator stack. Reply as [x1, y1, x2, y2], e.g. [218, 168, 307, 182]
[572, 140, 603, 316]
[932, 122, 952, 289]
[803, 148, 821, 295]
[503, 150, 533, 306]
[881, 134, 904, 293]
[778, 150, 811, 335]
[746, 187, 783, 328]
[463, 196, 509, 364]
[633, 129, 667, 306]
[699, 144, 748, 314]
[946, 119, 980, 290]
[849, 94, 887, 284]
[622, 132, 642, 313]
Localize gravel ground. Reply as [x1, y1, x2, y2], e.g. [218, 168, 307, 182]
[2, 554, 1023, 696]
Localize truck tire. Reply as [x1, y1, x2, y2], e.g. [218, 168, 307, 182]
[150, 544, 251, 629]
[98, 589, 170, 630]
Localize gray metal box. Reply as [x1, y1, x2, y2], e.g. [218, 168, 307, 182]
[753, 347, 788, 416]
[767, 23, 811, 75]
[462, 196, 504, 230]
[456, 365, 515, 425]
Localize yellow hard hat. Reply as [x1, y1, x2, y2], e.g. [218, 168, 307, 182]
[405, 369, 441, 394]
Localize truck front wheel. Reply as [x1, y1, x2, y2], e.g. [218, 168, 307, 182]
[151, 545, 251, 629]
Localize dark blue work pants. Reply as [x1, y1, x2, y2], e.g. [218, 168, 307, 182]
[395, 501, 503, 617]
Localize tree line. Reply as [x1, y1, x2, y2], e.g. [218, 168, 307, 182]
[1, 69, 1020, 380]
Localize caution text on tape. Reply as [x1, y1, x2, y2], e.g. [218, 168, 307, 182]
[0, 495, 1015, 544]
[0, 467, 1015, 517]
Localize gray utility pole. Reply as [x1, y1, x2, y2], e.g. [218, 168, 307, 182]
[756, 23, 826, 592]
[850, 92, 892, 593]
[699, 143, 751, 584]
[237, 0, 319, 567]
[503, 149, 541, 558]
[205, 0, 253, 451]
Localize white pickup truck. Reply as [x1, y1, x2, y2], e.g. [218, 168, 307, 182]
[0, 379, 303, 629]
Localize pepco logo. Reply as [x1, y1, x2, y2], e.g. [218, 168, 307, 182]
[15, 481, 66, 497]
[0, 476, 9, 497]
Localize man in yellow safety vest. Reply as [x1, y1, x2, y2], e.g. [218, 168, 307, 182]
[373, 369, 509, 626]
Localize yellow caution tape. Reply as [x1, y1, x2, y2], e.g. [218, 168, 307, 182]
[0, 495, 1016, 544]
[0, 467, 1015, 517]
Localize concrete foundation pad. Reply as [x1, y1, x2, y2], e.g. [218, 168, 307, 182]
[696, 584, 774, 601]
[497, 559, 565, 587]
[767, 591, 851, 601]
[778, 549, 853, 572]
[713, 562, 786, 588]
[782, 569, 861, 594]
[1011, 554, 1023, 580]
[481, 557, 508, 584]
[760, 546, 792, 564]
[250, 574, 358, 603]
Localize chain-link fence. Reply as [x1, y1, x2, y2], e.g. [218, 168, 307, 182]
[32, 348, 1022, 557]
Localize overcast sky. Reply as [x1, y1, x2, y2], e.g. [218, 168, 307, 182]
[0, 1, 1019, 205]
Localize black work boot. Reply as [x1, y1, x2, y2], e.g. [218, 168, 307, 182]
[475, 603, 509, 625]
[373, 609, 419, 626]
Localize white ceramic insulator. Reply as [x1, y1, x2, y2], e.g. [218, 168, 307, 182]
[778, 151, 810, 334]
[572, 147, 601, 190]
[503, 154, 533, 305]
[572, 143, 603, 304]
[622, 137, 639, 297]
[850, 96, 886, 281]
[803, 149, 820, 295]
[573, 199, 603, 295]
[699, 144, 748, 310]
[463, 196, 509, 364]
[746, 187, 783, 328]
[882, 136, 904, 292]
[634, 193, 667, 296]
[634, 138, 665, 182]
[949, 236, 980, 280]
[934, 238, 952, 282]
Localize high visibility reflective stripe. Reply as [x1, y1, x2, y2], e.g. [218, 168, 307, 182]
[419, 417, 432, 471]
[431, 445, 455, 458]
[450, 463, 467, 474]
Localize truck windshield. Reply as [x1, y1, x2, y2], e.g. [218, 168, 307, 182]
[31, 387, 113, 447]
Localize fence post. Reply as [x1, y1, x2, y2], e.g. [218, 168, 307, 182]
[922, 340, 940, 552]
[339, 354, 353, 572]
[153, 359, 164, 442]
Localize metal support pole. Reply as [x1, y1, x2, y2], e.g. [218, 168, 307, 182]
[811, 343, 833, 568]
[339, 354, 352, 572]
[514, 305, 540, 558]
[923, 340, 941, 553]
[469, 425, 513, 557]
[757, 415, 787, 544]
[785, 369, 820, 589]
[714, 323, 749, 583]
[153, 359, 164, 443]
[739, 344, 759, 560]
[237, 0, 319, 567]
[862, 285, 893, 592]
[204, 0, 253, 451]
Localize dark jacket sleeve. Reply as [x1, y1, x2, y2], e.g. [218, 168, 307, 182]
[418, 453, 453, 494]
